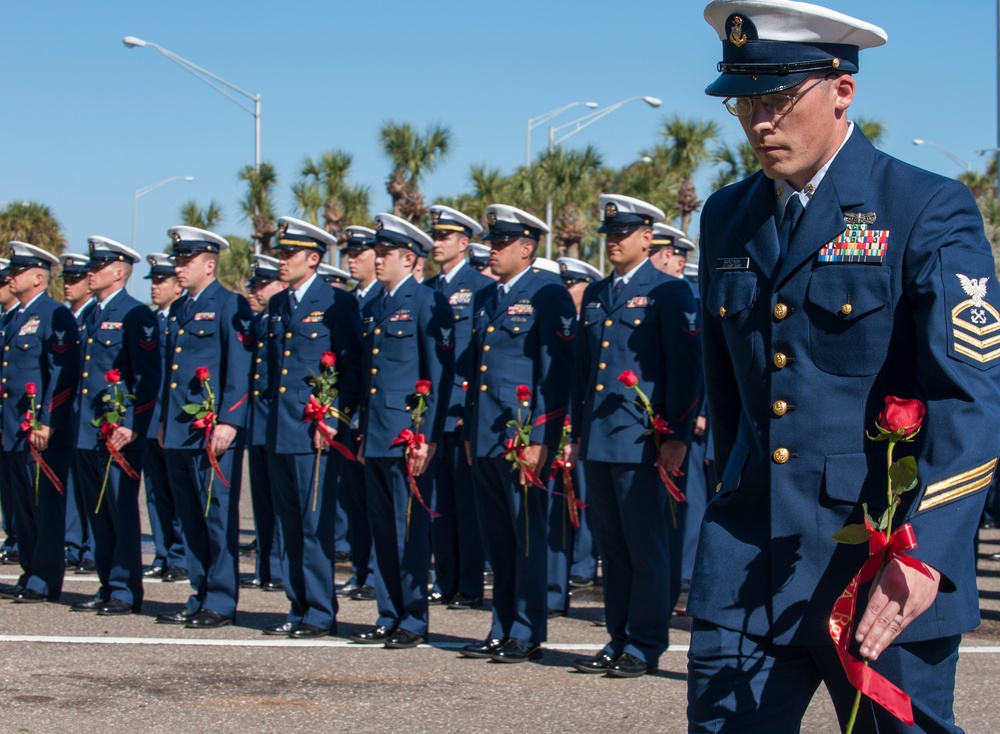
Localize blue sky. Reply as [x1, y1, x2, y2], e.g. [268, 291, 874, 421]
[2, 1, 997, 301]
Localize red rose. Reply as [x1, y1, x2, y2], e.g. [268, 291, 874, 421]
[105, 369, 121, 384]
[516, 385, 532, 403]
[415, 379, 432, 396]
[564, 414, 572, 427]
[195, 367, 211, 382]
[321, 352, 336, 368]
[25, 382, 37, 397]
[618, 370, 638, 388]
[877, 396, 926, 438]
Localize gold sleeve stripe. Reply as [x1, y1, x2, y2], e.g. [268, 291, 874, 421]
[954, 343, 1000, 364]
[918, 473, 994, 512]
[952, 330, 1000, 350]
[922, 458, 997, 497]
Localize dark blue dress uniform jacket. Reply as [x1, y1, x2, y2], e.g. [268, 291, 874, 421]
[248, 312, 270, 447]
[266, 278, 363, 453]
[424, 263, 494, 432]
[160, 279, 253, 448]
[2, 294, 80, 451]
[359, 276, 453, 456]
[74, 291, 160, 449]
[691, 129, 1000, 645]
[571, 259, 703, 462]
[464, 271, 577, 457]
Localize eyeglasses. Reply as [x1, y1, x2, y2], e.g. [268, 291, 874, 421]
[723, 76, 831, 118]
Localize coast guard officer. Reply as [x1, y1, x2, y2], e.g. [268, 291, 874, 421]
[460, 204, 576, 663]
[156, 226, 252, 629]
[318, 262, 351, 288]
[467, 243, 497, 279]
[70, 237, 160, 616]
[689, 2, 1000, 731]
[243, 255, 286, 594]
[350, 213, 453, 649]
[0, 259, 20, 566]
[423, 204, 492, 610]
[648, 224, 688, 277]
[565, 195, 702, 678]
[265, 217, 362, 638]
[59, 253, 96, 575]
[0, 242, 81, 603]
[142, 253, 188, 581]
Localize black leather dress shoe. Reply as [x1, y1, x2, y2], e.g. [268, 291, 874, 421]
[607, 653, 650, 678]
[447, 594, 483, 610]
[290, 623, 329, 639]
[460, 637, 505, 659]
[335, 580, 361, 598]
[547, 608, 567, 619]
[262, 580, 284, 592]
[239, 538, 258, 555]
[569, 576, 595, 588]
[71, 596, 108, 612]
[74, 559, 97, 575]
[156, 607, 199, 625]
[13, 589, 53, 603]
[263, 621, 296, 636]
[491, 638, 542, 663]
[98, 598, 138, 616]
[240, 577, 263, 589]
[66, 558, 80, 569]
[350, 584, 376, 601]
[185, 609, 232, 629]
[0, 549, 20, 565]
[591, 611, 606, 627]
[334, 551, 351, 563]
[989, 551, 1000, 561]
[427, 590, 450, 605]
[572, 650, 616, 674]
[142, 565, 165, 578]
[350, 625, 396, 644]
[161, 567, 189, 583]
[0, 584, 24, 599]
[384, 629, 426, 649]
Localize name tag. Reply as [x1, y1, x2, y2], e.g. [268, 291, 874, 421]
[716, 257, 750, 271]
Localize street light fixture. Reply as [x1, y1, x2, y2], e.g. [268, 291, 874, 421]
[543, 96, 662, 258]
[132, 176, 195, 249]
[911, 139, 971, 172]
[122, 36, 261, 172]
[526, 102, 598, 167]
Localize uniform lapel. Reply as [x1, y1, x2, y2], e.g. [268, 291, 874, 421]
[491, 270, 533, 324]
[732, 173, 782, 284]
[607, 260, 654, 316]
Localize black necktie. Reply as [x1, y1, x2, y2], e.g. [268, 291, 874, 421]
[182, 297, 195, 320]
[494, 285, 505, 311]
[778, 195, 804, 261]
[611, 278, 625, 307]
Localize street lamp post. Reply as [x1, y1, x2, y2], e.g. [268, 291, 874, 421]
[526, 102, 598, 167]
[123, 37, 261, 172]
[911, 139, 971, 172]
[544, 96, 662, 258]
[132, 176, 195, 248]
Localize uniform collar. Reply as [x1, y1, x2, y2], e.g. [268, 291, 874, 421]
[775, 121, 854, 217]
[613, 258, 646, 287]
[185, 278, 217, 303]
[72, 297, 95, 319]
[18, 291, 45, 314]
[498, 265, 530, 295]
[97, 287, 124, 311]
[356, 280, 376, 299]
[388, 273, 413, 298]
[440, 259, 466, 284]
[292, 273, 318, 302]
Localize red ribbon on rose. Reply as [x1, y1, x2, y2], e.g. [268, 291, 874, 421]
[391, 427, 440, 526]
[829, 519, 932, 727]
[303, 395, 357, 463]
[22, 382, 65, 500]
[549, 458, 584, 530]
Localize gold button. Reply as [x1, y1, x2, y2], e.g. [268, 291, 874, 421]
[257, 342, 263, 348]
[175, 346, 182, 353]
[487, 326, 495, 333]
[311, 332, 317, 338]
[370, 388, 377, 395]
[583, 321, 589, 326]
[178, 329, 185, 335]
[841, 303, 853, 316]
[280, 369, 287, 376]
[604, 319, 612, 327]
[718, 306, 727, 318]
[172, 364, 178, 371]
[773, 352, 788, 369]
[396, 330, 403, 335]
[595, 384, 604, 392]
[372, 348, 379, 355]
[285, 332, 292, 339]
[82, 371, 89, 378]
[480, 384, 488, 392]
[284, 350, 291, 357]
[773, 303, 788, 320]
[256, 358, 262, 364]
[170, 382, 177, 389]
[772, 400, 788, 417]
[374, 328, 381, 335]
[254, 373, 261, 380]
[483, 345, 491, 352]
[81, 388, 88, 395]
[772, 448, 790, 464]
[84, 355, 91, 361]
[598, 362, 606, 370]
[480, 365, 488, 372]
[87, 338, 94, 344]
[715, 483, 722, 494]
[601, 340, 609, 348]
[253, 390, 259, 396]
[1, 362, 5, 367]
[105, 340, 111, 346]
[512, 326, 520, 332]
[634, 319, 641, 325]
[371, 368, 377, 375]
[279, 386, 287, 394]
[454, 314, 460, 320]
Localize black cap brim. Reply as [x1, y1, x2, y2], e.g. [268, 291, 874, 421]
[705, 70, 813, 98]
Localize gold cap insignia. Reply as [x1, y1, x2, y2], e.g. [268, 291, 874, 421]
[375, 219, 384, 231]
[171, 232, 181, 244]
[605, 203, 618, 218]
[278, 223, 288, 237]
[487, 212, 497, 225]
[730, 16, 747, 47]
[432, 211, 441, 223]
[560, 263, 567, 272]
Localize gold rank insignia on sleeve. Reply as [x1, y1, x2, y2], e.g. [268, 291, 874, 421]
[952, 274, 1000, 364]
[918, 457, 997, 511]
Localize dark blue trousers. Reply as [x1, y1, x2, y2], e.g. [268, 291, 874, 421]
[472, 455, 548, 645]
[0, 449, 18, 552]
[269, 451, 338, 629]
[248, 445, 282, 584]
[10, 449, 68, 598]
[688, 620, 963, 733]
[585, 460, 673, 667]
[431, 431, 485, 600]
[681, 435, 712, 583]
[76, 448, 143, 606]
[340, 447, 375, 587]
[569, 461, 598, 581]
[546, 457, 579, 613]
[63, 460, 94, 566]
[143, 441, 187, 570]
[366, 457, 430, 637]
[164, 447, 242, 618]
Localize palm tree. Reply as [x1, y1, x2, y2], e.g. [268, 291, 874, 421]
[300, 150, 372, 245]
[0, 201, 67, 300]
[216, 235, 252, 295]
[854, 116, 887, 148]
[238, 163, 278, 254]
[291, 180, 323, 225]
[179, 200, 224, 231]
[537, 145, 603, 259]
[379, 122, 452, 222]
[712, 140, 760, 190]
[654, 116, 720, 233]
